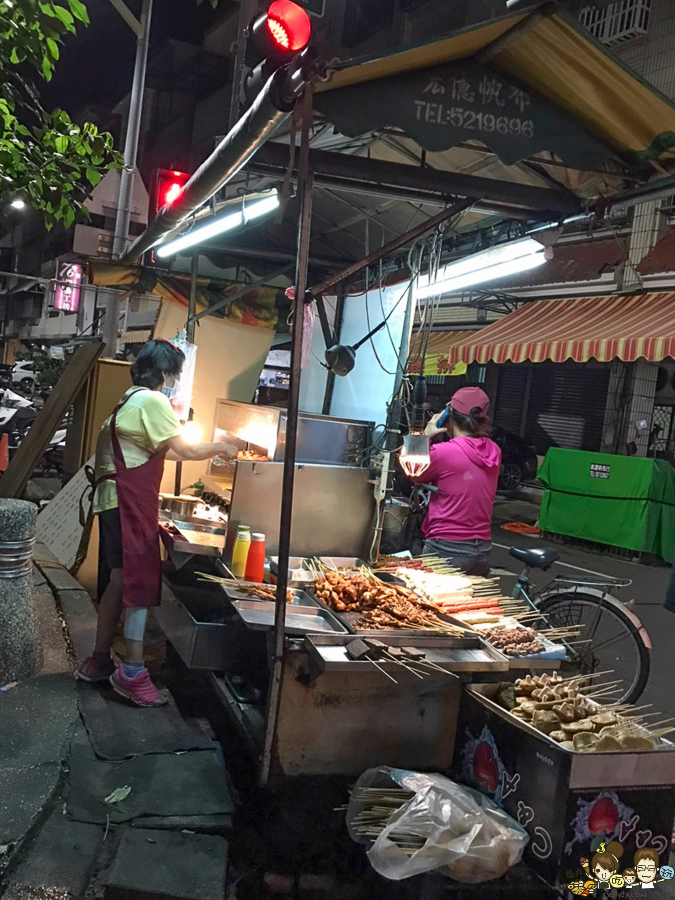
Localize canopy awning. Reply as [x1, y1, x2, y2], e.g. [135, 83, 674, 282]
[316, 11, 675, 166]
[449, 292, 675, 365]
[408, 330, 476, 375]
[86, 261, 290, 330]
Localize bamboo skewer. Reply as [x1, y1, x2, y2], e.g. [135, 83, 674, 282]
[379, 651, 426, 680]
[369, 660, 398, 684]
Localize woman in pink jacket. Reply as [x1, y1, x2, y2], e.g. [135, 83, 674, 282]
[411, 387, 501, 576]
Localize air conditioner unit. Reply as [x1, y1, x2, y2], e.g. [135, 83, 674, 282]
[579, 0, 651, 46]
[655, 361, 675, 405]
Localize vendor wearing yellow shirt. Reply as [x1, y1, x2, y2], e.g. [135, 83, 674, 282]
[77, 340, 237, 708]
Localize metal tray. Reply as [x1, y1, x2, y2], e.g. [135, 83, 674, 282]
[154, 580, 256, 671]
[304, 633, 509, 675]
[220, 585, 319, 607]
[159, 520, 224, 558]
[269, 556, 367, 585]
[308, 593, 474, 641]
[231, 599, 349, 635]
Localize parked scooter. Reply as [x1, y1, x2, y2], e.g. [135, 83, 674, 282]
[0, 388, 37, 450]
[0, 388, 66, 476]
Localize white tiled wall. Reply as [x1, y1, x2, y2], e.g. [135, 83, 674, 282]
[616, 0, 675, 96]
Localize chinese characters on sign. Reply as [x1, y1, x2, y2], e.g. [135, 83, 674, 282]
[415, 71, 535, 140]
[53, 262, 82, 313]
[590, 464, 611, 479]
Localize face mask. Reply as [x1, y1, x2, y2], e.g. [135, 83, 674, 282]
[162, 373, 178, 399]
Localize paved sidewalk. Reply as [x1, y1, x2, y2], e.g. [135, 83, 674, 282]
[0, 545, 230, 900]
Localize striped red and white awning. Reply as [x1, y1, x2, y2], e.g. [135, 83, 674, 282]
[450, 292, 675, 365]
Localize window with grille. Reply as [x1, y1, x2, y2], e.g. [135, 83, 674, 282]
[578, 0, 651, 47]
[651, 406, 675, 455]
[151, 91, 173, 131]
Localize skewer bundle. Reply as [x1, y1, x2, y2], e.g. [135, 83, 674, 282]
[350, 788, 423, 852]
[197, 573, 294, 603]
[311, 563, 466, 635]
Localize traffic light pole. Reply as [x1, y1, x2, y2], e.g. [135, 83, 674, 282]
[228, 0, 257, 130]
[104, 0, 153, 356]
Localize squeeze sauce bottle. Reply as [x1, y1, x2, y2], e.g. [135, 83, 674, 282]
[244, 533, 266, 583]
[231, 526, 251, 578]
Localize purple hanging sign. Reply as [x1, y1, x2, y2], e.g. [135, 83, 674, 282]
[54, 261, 82, 313]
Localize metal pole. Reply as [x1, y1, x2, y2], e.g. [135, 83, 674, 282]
[122, 62, 313, 263]
[260, 89, 313, 787]
[228, 0, 257, 130]
[186, 253, 199, 343]
[103, 0, 153, 355]
[321, 288, 345, 416]
[173, 252, 200, 495]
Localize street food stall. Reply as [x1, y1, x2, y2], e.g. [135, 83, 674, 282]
[101, 2, 675, 886]
[155, 399, 506, 775]
[153, 398, 580, 778]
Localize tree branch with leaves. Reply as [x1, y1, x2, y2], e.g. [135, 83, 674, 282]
[0, 0, 124, 228]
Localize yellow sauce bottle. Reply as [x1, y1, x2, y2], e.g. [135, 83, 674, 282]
[231, 526, 251, 578]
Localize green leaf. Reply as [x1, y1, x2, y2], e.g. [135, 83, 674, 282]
[46, 37, 59, 60]
[104, 785, 131, 805]
[66, 0, 88, 24]
[85, 166, 102, 187]
[54, 135, 67, 153]
[52, 4, 75, 27]
[41, 54, 53, 81]
[62, 205, 75, 229]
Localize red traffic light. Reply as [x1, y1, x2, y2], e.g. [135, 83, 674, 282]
[153, 169, 190, 213]
[247, 0, 311, 67]
[266, 1, 311, 52]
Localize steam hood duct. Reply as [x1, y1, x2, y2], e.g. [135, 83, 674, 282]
[121, 60, 313, 263]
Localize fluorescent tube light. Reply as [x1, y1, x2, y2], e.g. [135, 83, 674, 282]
[415, 250, 547, 300]
[414, 237, 548, 300]
[156, 192, 279, 258]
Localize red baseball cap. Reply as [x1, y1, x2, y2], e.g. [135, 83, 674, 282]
[449, 387, 490, 417]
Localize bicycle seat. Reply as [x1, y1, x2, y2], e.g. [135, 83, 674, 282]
[509, 547, 560, 569]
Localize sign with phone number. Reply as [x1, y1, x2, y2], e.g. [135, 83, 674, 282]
[314, 59, 611, 169]
[414, 101, 534, 139]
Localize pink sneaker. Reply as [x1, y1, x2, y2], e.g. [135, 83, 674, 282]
[76, 655, 115, 683]
[110, 664, 168, 708]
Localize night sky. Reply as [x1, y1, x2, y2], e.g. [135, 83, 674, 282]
[43, 0, 223, 113]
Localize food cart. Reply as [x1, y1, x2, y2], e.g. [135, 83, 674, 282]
[155, 399, 516, 778]
[151, 393, 675, 890]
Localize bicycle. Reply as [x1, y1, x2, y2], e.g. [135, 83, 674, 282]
[507, 546, 651, 705]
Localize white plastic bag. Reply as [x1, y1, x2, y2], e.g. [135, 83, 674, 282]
[347, 767, 529, 883]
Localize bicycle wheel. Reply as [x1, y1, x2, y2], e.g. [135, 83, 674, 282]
[535, 590, 650, 705]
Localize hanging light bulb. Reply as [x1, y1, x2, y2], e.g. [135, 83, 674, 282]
[399, 433, 431, 478]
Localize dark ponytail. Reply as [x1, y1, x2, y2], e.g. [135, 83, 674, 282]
[449, 406, 492, 437]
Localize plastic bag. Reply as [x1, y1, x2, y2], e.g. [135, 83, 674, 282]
[347, 767, 529, 882]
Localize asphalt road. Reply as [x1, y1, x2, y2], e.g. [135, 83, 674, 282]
[489, 520, 674, 721]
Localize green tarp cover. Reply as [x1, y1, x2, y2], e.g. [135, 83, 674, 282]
[538, 449, 675, 562]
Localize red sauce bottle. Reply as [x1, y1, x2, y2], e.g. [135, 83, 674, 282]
[244, 533, 266, 583]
